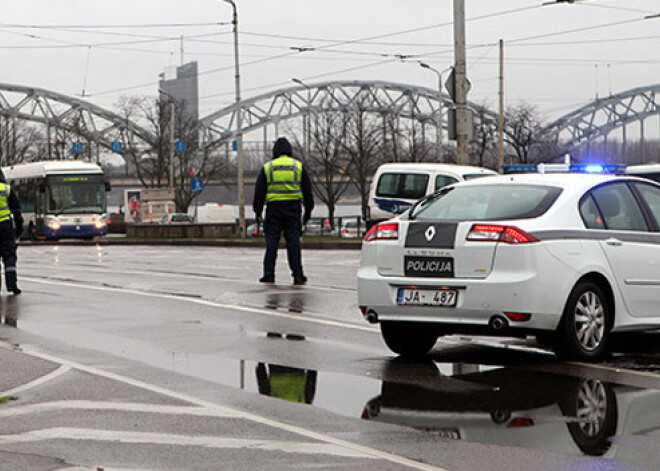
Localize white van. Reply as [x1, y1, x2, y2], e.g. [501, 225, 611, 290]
[366, 162, 497, 227]
[626, 164, 660, 184]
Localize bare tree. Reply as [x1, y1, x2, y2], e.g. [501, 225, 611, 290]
[504, 102, 556, 164]
[470, 101, 497, 169]
[289, 111, 351, 227]
[343, 106, 383, 219]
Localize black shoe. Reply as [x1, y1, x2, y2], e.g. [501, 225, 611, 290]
[285, 334, 305, 341]
[9, 287, 21, 295]
[293, 276, 307, 286]
[266, 332, 283, 339]
[259, 276, 275, 283]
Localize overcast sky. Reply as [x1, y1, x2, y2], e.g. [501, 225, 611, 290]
[1, 0, 659, 124]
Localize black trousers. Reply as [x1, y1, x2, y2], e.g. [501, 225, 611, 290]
[0, 220, 17, 290]
[263, 202, 304, 279]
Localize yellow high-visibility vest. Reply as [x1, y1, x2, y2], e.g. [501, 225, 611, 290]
[264, 155, 303, 202]
[0, 183, 12, 222]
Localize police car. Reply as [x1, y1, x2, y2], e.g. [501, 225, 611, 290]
[357, 168, 660, 361]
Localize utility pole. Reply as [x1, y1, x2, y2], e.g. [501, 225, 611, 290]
[498, 39, 505, 172]
[224, 0, 246, 238]
[169, 101, 175, 190]
[453, 0, 469, 164]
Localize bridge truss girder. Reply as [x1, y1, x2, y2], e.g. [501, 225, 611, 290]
[0, 83, 155, 154]
[200, 80, 497, 148]
[542, 84, 660, 150]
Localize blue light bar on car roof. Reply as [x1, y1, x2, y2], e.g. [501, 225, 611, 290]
[501, 163, 626, 175]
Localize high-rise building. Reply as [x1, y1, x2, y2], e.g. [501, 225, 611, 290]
[158, 61, 199, 123]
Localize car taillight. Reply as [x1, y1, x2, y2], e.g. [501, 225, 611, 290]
[364, 222, 398, 242]
[466, 224, 538, 244]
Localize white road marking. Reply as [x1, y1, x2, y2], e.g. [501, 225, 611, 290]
[22, 277, 377, 333]
[0, 427, 379, 459]
[0, 401, 236, 418]
[14, 348, 448, 471]
[0, 365, 70, 398]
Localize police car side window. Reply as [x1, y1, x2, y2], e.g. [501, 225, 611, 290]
[592, 183, 648, 232]
[579, 195, 605, 230]
[634, 182, 660, 229]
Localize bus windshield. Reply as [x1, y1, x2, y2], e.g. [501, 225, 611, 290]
[46, 174, 106, 215]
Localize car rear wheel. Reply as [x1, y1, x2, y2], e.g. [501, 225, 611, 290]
[555, 281, 611, 361]
[380, 321, 438, 358]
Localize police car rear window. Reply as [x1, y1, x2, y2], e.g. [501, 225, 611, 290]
[376, 173, 429, 200]
[410, 184, 562, 221]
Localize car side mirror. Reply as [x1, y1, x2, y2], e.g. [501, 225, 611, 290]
[105, 181, 112, 192]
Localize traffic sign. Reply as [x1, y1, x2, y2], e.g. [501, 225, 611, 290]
[444, 70, 471, 102]
[232, 139, 237, 151]
[72, 141, 84, 154]
[175, 140, 187, 153]
[111, 141, 123, 153]
[191, 177, 204, 193]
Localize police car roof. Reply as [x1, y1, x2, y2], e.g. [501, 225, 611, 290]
[454, 172, 644, 194]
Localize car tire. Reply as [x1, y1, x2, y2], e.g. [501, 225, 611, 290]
[380, 321, 437, 358]
[555, 281, 611, 362]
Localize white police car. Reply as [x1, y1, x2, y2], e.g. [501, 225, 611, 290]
[357, 171, 660, 361]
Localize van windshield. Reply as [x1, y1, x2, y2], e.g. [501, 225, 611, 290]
[410, 184, 562, 221]
[376, 173, 429, 200]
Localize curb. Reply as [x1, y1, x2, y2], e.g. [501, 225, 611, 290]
[17, 237, 363, 250]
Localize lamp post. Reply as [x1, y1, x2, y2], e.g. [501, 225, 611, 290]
[158, 89, 176, 190]
[292, 78, 311, 156]
[222, 0, 245, 238]
[419, 62, 452, 161]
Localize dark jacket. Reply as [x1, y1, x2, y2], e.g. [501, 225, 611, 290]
[252, 137, 314, 221]
[252, 163, 314, 220]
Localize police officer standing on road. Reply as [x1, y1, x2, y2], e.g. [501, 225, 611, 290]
[0, 170, 23, 295]
[253, 137, 314, 285]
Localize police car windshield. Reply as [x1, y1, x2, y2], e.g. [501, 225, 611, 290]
[410, 184, 562, 221]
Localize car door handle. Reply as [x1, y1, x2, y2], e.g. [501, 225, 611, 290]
[605, 238, 623, 247]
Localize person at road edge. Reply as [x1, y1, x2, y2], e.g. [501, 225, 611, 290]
[252, 137, 314, 285]
[0, 169, 23, 294]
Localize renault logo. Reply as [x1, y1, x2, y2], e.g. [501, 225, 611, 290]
[424, 225, 436, 242]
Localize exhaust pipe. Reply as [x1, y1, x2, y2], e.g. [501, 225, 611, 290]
[366, 310, 379, 324]
[490, 315, 508, 331]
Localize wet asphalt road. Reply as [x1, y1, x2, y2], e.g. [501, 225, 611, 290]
[1, 244, 660, 470]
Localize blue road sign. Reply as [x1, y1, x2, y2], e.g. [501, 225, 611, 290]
[72, 141, 84, 154]
[191, 177, 204, 193]
[175, 140, 187, 153]
[232, 139, 237, 151]
[111, 141, 123, 153]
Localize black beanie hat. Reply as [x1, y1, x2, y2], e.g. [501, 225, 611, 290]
[272, 137, 293, 159]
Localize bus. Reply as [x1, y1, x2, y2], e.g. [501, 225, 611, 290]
[3, 161, 111, 240]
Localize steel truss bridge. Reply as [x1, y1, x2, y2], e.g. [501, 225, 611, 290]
[0, 80, 657, 158]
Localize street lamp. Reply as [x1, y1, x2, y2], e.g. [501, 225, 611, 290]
[158, 88, 176, 190]
[419, 62, 453, 161]
[222, 0, 246, 238]
[292, 78, 312, 156]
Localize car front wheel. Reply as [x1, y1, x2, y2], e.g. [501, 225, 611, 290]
[380, 321, 438, 358]
[555, 281, 611, 361]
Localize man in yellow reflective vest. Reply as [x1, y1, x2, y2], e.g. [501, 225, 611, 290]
[0, 172, 23, 295]
[252, 137, 314, 285]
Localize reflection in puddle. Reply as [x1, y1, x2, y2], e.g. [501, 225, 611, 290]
[256, 363, 317, 405]
[363, 360, 660, 465]
[264, 292, 307, 314]
[0, 296, 19, 327]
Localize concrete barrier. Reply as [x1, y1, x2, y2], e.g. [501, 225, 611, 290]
[127, 223, 238, 239]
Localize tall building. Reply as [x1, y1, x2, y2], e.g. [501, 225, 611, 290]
[158, 61, 199, 123]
